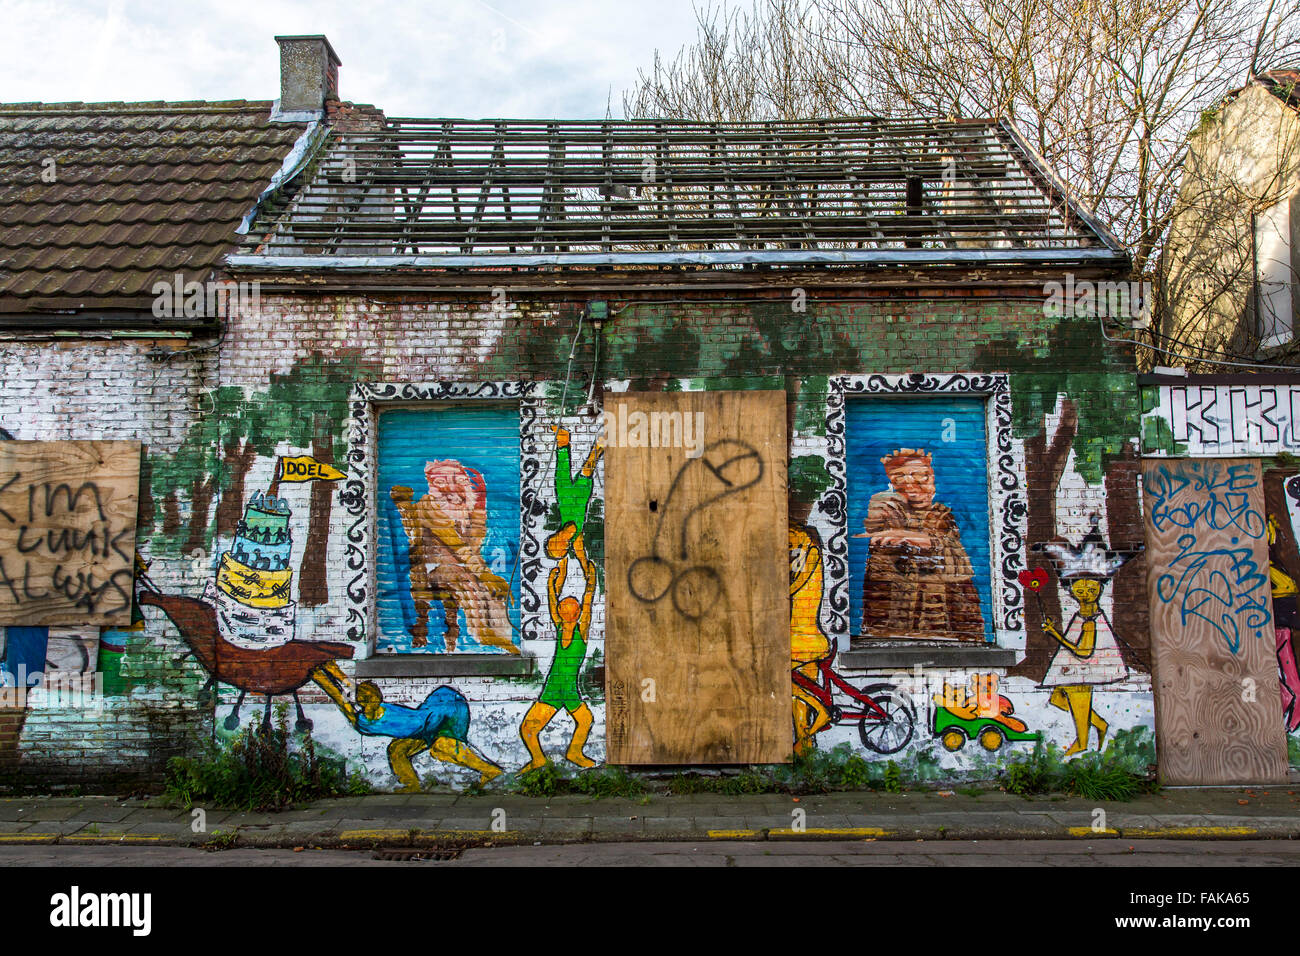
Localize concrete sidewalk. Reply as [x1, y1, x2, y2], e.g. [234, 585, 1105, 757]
[0, 786, 1297, 849]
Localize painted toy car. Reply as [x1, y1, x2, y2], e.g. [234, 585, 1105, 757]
[933, 706, 1041, 752]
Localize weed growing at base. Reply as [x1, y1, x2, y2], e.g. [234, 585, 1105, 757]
[164, 704, 370, 811]
[1001, 728, 1158, 800]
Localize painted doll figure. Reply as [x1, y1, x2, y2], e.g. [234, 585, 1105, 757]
[1036, 529, 1136, 756]
[854, 448, 984, 640]
[313, 663, 502, 790]
[390, 459, 518, 654]
[790, 524, 832, 755]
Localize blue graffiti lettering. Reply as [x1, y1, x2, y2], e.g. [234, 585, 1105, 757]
[1145, 460, 1266, 538]
[1153, 536, 1272, 654]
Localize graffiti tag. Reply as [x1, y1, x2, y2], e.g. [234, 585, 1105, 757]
[1146, 460, 1271, 654]
[1145, 460, 1267, 538]
[0, 473, 133, 617]
[1155, 534, 1272, 653]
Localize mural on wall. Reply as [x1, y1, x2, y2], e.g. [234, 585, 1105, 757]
[854, 447, 985, 641]
[790, 522, 832, 755]
[845, 396, 992, 642]
[376, 405, 521, 655]
[1262, 471, 1300, 736]
[520, 427, 602, 771]
[313, 665, 502, 790]
[932, 674, 1039, 753]
[139, 456, 355, 732]
[1023, 521, 1141, 756]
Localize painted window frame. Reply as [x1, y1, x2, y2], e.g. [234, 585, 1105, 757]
[822, 373, 1026, 646]
[342, 381, 542, 662]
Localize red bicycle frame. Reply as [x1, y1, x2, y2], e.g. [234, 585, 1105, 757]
[792, 651, 890, 726]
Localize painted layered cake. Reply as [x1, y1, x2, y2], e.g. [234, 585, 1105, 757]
[203, 492, 297, 649]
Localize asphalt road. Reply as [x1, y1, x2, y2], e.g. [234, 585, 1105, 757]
[1, 840, 1299, 866]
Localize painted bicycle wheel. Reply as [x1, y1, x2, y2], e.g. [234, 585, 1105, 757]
[856, 683, 916, 755]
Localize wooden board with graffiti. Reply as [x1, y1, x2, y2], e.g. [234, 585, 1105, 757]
[1142, 458, 1288, 785]
[0, 440, 139, 626]
[605, 390, 790, 764]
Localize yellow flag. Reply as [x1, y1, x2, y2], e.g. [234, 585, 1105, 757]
[278, 455, 345, 483]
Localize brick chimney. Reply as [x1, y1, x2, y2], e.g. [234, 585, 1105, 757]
[273, 35, 341, 119]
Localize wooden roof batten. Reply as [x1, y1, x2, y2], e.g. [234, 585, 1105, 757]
[230, 115, 1127, 270]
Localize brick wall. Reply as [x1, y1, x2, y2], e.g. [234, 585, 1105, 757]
[0, 281, 1156, 788]
[0, 336, 216, 785]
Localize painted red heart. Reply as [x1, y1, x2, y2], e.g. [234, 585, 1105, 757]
[1017, 567, 1050, 591]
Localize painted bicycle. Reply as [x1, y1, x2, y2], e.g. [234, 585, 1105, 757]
[792, 641, 917, 754]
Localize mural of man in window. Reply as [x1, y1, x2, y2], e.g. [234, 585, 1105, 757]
[854, 448, 985, 641]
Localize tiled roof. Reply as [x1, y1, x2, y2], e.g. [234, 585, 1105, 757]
[0, 101, 306, 314]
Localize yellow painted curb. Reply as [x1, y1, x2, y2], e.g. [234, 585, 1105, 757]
[337, 828, 413, 841]
[338, 828, 522, 843]
[769, 827, 890, 838]
[0, 832, 57, 843]
[1068, 827, 1119, 837]
[1122, 826, 1258, 838]
[707, 829, 760, 839]
[64, 833, 162, 843]
[419, 830, 522, 841]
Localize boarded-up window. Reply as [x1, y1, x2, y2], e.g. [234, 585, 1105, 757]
[374, 405, 520, 654]
[0, 440, 138, 627]
[846, 398, 992, 642]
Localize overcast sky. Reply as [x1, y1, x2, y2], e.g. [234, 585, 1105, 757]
[0, 0, 704, 117]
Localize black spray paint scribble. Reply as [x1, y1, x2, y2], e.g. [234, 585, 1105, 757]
[626, 440, 763, 621]
[0, 472, 133, 615]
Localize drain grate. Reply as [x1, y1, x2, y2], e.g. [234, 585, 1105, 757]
[372, 847, 462, 862]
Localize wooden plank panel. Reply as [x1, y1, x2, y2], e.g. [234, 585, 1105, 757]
[605, 391, 789, 764]
[0, 441, 139, 626]
[1142, 458, 1288, 784]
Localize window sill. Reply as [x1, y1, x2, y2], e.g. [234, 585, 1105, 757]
[355, 654, 537, 678]
[839, 642, 1017, 669]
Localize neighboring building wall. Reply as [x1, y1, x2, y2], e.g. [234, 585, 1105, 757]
[1161, 83, 1300, 361]
[5, 288, 1156, 788]
[0, 335, 217, 785]
[1142, 376, 1300, 769]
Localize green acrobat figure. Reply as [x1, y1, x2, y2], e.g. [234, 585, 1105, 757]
[519, 426, 602, 771]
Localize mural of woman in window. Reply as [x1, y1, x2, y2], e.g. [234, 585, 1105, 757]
[854, 448, 985, 641]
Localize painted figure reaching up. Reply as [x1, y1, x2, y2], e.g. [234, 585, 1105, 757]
[520, 546, 598, 771]
[390, 458, 518, 654]
[1035, 526, 1138, 756]
[521, 428, 602, 772]
[314, 662, 502, 789]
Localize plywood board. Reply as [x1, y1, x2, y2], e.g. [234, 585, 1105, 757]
[0, 441, 139, 626]
[605, 390, 790, 764]
[1142, 457, 1288, 785]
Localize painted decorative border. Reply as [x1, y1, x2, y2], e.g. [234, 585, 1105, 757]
[342, 381, 540, 650]
[822, 373, 1026, 640]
